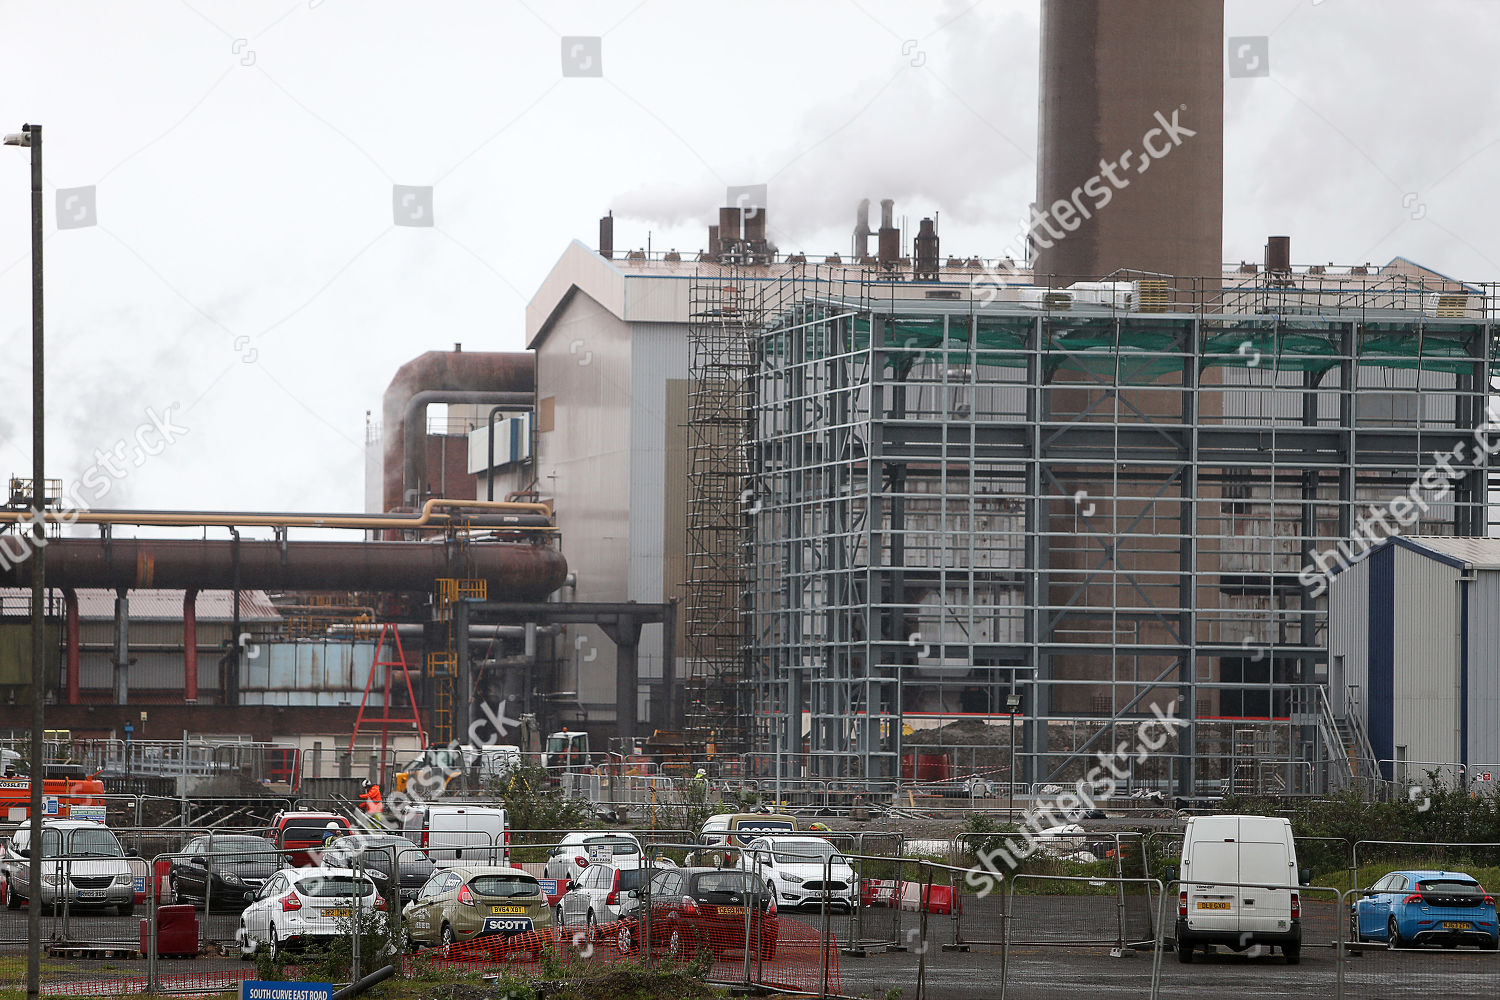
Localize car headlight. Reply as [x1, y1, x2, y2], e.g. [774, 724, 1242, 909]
[42, 874, 61, 886]
[221, 873, 244, 885]
[782, 874, 804, 884]
[114, 874, 134, 887]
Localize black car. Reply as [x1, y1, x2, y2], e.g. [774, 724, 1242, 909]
[320, 833, 435, 903]
[170, 835, 281, 909]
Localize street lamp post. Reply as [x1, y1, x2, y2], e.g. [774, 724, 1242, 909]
[1006, 692, 1021, 820]
[5, 122, 44, 1000]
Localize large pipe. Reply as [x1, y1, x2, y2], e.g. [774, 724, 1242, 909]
[183, 588, 198, 704]
[113, 590, 128, 707]
[381, 351, 534, 514]
[403, 391, 533, 508]
[64, 589, 78, 706]
[0, 497, 551, 533]
[0, 539, 568, 599]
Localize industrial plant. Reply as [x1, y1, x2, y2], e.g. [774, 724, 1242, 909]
[1, 0, 1493, 807]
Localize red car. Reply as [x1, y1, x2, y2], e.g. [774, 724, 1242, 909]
[641, 866, 777, 960]
[266, 811, 351, 867]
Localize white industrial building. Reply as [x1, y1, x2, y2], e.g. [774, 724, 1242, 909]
[1329, 536, 1500, 787]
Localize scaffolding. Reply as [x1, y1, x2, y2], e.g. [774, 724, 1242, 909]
[733, 263, 1498, 792]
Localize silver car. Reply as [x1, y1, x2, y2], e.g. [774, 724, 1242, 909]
[1, 820, 136, 915]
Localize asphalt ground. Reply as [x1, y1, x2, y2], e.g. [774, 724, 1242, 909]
[1, 894, 1495, 999]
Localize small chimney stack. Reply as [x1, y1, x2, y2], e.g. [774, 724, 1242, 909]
[598, 211, 614, 259]
[1264, 235, 1292, 286]
[853, 199, 872, 258]
[877, 198, 900, 271]
[913, 217, 939, 281]
[708, 224, 722, 259]
[719, 206, 743, 244]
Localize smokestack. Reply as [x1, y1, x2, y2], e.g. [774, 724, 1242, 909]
[1034, 0, 1223, 283]
[718, 206, 743, 245]
[708, 224, 722, 259]
[877, 198, 899, 271]
[913, 217, 939, 281]
[743, 207, 766, 244]
[1264, 235, 1291, 275]
[598, 211, 614, 259]
[853, 199, 872, 258]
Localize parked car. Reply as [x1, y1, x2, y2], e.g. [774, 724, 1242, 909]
[401, 865, 552, 952]
[1352, 869, 1498, 949]
[401, 805, 509, 868]
[0, 819, 136, 915]
[739, 836, 857, 911]
[557, 860, 654, 941]
[320, 833, 435, 903]
[690, 813, 798, 867]
[237, 867, 384, 960]
[170, 834, 280, 908]
[543, 831, 644, 883]
[266, 811, 352, 867]
[1173, 814, 1309, 964]
[640, 866, 777, 960]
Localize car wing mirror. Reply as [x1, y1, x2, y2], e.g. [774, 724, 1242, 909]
[1162, 866, 1177, 882]
[1298, 867, 1311, 886]
[244, 891, 255, 902]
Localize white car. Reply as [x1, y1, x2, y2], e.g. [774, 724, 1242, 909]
[543, 832, 643, 883]
[739, 836, 857, 911]
[1, 820, 136, 915]
[237, 867, 383, 960]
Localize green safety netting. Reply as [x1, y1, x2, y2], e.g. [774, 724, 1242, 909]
[766, 315, 1491, 383]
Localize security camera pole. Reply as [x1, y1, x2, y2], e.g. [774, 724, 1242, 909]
[3, 122, 44, 1000]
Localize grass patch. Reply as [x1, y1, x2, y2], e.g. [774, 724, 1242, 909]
[1312, 858, 1500, 893]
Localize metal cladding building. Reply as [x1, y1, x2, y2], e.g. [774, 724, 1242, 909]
[1329, 536, 1500, 786]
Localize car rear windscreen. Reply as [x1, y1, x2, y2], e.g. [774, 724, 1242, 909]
[618, 869, 647, 892]
[692, 871, 763, 897]
[297, 876, 375, 898]
[1418, 879, 1482, 892]
[470, 875, 540, 898]
[284, 823, 342, 841]
[583, 837, 640, 855]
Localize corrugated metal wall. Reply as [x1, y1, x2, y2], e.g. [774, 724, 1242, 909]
[1392, 545, 1461, 773]
[1328, 557, 1371, 718]
[1466, 571, 1500, 770]
[239, 641, 380, 707]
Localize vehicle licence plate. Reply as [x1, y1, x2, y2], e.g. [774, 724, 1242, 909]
[482, 916, 534, 934]
[491, 905, 525, 914]
[77, 890, 105, 900]
[1196, 901, 1230, 910]
[1442, 921, 1471, 929]
[322, 908, 351, 918]
[717, 906, 746, 916]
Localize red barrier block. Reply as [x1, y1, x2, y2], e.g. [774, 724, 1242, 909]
[141, 904, 198, 959]
[896, 881, 960, 915]
[860, 878, 897, 907]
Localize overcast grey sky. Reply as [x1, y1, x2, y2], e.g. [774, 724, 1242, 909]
[2, 0, 1497, 528]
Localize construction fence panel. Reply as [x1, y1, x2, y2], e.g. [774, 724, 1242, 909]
[1155, 880, 1342, 999]
[1338, 883, 1497, 1000]
[1002, 875, 1166, 1000]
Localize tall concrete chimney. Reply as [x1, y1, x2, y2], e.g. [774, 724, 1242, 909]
[1033, 0, 1223, 284]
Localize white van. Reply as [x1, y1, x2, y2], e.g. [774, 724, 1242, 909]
[401, 805, 509, 868]
[1173, 814, 1309, 964]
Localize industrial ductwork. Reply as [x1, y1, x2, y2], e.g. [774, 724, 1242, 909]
[380, 349, 535, 513]
[0, 538, 567, 599]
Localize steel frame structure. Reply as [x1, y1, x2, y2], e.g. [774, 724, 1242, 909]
[727, 265, 1497, 793]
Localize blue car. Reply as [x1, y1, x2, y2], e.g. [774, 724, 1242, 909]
[1353, 870, 1498, 949]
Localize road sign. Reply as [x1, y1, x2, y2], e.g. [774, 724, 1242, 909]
[241, 983, 333, 1000]
[41, 796, 58, 817]
[1483, 772, 1492, 783]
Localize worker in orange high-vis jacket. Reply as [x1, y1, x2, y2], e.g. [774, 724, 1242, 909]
[359, 779, 384, 827]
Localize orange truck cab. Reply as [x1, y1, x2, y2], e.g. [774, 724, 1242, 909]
[0, 768, 107, 822]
